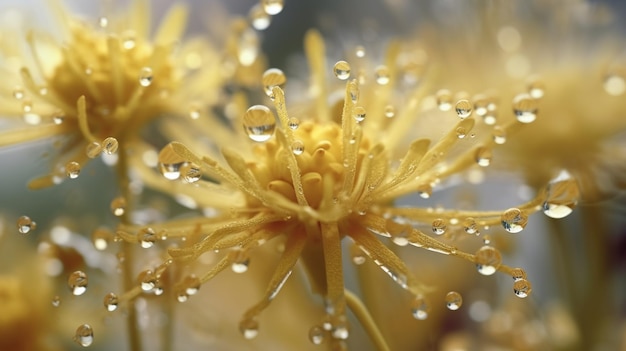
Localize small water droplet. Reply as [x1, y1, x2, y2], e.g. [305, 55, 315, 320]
[603, 73, 626, 96]
[333, 60, 351, 80]
[13, 87, 24, 99]
[483, 112, 497, 125]
[350, 243, 366, 265]
[432, 219, 446, 235]
[417, 184, 432, 199]
[52, 110, 65, 125]
[103, 293, 118, 312]
[110, 197, 126, 217]
[331, 319, 349, 340]
[231, 250, 250, 273]
[74, 324, 94, 347]
[98, 16, 108, 28]
[411, 296, 430, 320]
[455, 99, 473, 119]
[500, 208, 528, 233]
[100, 137, 118, 155]
[262, 0, 284, 15]
[291, 140, 305, 155]
[138, 67, 153, 87]
[542, 170, 579, 219]
[65, 161, 81, 179]
[456, 126, 467, 138]
[463, 217, 477, 234]
[384, 105, 395, 118]
[309, 325, 325, 345]
[475, 246, 502, 275]
[22, 100, 33, 113]
[243, 105, 276, 142]
[349, 84, 359, 102]
[375, 65, 390, 85]
[262, 68, 286, 99]
[492, 126, 507, 144]
[16, 215, 36, 234]
[445, 291, 463, 310]
[511, 267, 527, 281]
[353, 106, 366, 122]
[180, 163, 202, 183]
[528, 79, 545, 99]
[512, 93, 537, 123]
[513, 279, 532, 298]
[355, 46, 366, 58]
[138, 270, 157, 292]
[287, 117, 300, 130]
[52, 295, 61, 307]
[239, 318, 259, 339]
[138, 227, 157, 248]
[68, 271, 88, 295]
[249, 4, 271, 30]
[437, 89, 453, 111]
[475, 147, 492, 167]
[482, 234, 491, 245]
[92, 229, 112, 250]
[121, 31, 136, 49]
[473, 96, 489, 116]
[86, 142, 103, 158]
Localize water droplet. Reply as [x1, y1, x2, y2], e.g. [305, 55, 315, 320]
[475, 246, 502, 275]
[309, 325, 325, 345]
[91, 229, 112, 250]
[110, 197, 126, 217]
[121, 31, 136, 50]
[98, 15, 108, 28]
[86, 142, 103, 158]
[180, 163, 202, 183]
[238, 28, 259, 66]
[500, 208, 528, 233]
[13, 87, 24, 99]
[542, 170, 579, 219]
[262, 0, 284, 15]
[184, 275, 201, 296]
[510, 267, 527, 281]
[456, 126, 467, 138]
[350, 243, 366, 265]
[102, 137, 118, 155]
[138, 227, 157, 248]
[463, 217, 478, 234]
[528, 79, 545, 99]
[331, 319, 349, 339]
[74, 324, 94, 347]
[349, 84, 359, 102]
[475, 147, 492, 167]
[249, 4, 271, 30]
[262, 68, 286, 99]
[492, 126, 506, 144]
[243, 105, 276, 142]
[291, 140, 305, 155]
[512, 93, 537, 123]
[473, 96, 489, 116]
[436, 89, 453, 111]
[355, 46, 366, 58]
[138, 270, 157, 292]
[513, 279, 532, 298]
[432, 219, 446, 235]
[16, 215, 36, 234]
[417, 184, 432, 199]
[103, 293, 118, 312]
[138, 67, 153, 87]
[22, 100, 32, 113]
[384, 105, 395, 118]
[189, 104, 201, 119]
[52, 295, 61, 307]
[239, 318, 259, 339]
[52, 110, 65, 125]
[353, 106, 366, 122]
[333, 60, 351, 80]
[603, 73, 625, 96]
[23, 112, 40, 125]
[68, 271, 88, 295]
[231, 250, 250, 273]
[482, 234, 491, 245]
[411, 296, 430, 320]
[287, 117, 300, 130]
[455, 99, 472, 119]
[375, 65, 390, 85]
[483, 112, 497, 125]
[445, 291, 463, 310]
[65, 161, 81, 179]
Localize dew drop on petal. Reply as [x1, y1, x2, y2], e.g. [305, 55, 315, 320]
[455, 99, 472, 119]
[308, 325, 325, 345]
[445, 291, 463, 310]
[333, 60, 351, 80]
[436, 89, 453, 111]
[65, 161, 81, 179]
[483, 112, 497, 125]
[262, 68, 286, 99]
[384, 105, 396, 118]
[102, 137, 118, 155]
[463, 217, 477, 234]
[512, 93, 537, 123]
[375, 65, 390, 85]
[291, 140, 305, 155]
[473, 96, 489, 117]
[287, 117, 300, 130]
[475, 147, 492, 167]
[492, 126, 507, 144]
[500, 208, 528, 233]
[239, 318, 259, 339]
[103, 293, 118, 312]
[475, 245, 502, 276]
[74, 324, 94, 347]
[180, 163, 202, 183]
[262, 0, 284, 15]
[513, 279, 532, 298]
[411, 296, 430, 320]
[353, 106, 366, 122]
[542, 170, 579, 219]
[243, 105, 276, 142]
[431, 219, 446, 235]
[17, 215, 36, 234]
[528, 79, 545, 99]
[68, 271, 88, 295]
[138, 67, 153, 87]
[456, 126, 467, 138]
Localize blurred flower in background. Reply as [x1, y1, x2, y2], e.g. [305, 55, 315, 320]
[1, 0, 625, 351]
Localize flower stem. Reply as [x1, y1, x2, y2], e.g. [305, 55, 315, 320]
[344, 289, 390, 351]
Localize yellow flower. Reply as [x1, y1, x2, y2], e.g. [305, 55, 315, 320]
[116, 30, 558, 350]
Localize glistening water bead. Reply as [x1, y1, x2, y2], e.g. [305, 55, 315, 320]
[411, 296, 430, 320]
[542, 170, 579, 219]
[16, 215, 36, 234]
[513, 279, 532, 298]
[455, 99, 473, 119]
[333, 61, 351, 80]
[103, 293, 118, 312]
[74, 324, 94, 347]
[262, 68, 286, 99]
[445, 291, 463, 310]
[475, 245, 502, 276]
[68, 271, 88, 295]
[432, 219, 446, 235]
[512, 93, 538, 123]
[243, 105, 276, 142]
[500, 208, 528, 233]
[239, 318, 259, 339]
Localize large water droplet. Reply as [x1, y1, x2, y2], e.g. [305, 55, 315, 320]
[353, 106, 366, 122]
[239, 318, 259, 339]
[103, 293, 118, 312]
[512, 93, 537, 123]
[475, 246, 502, 275]
[243, 105, 276, 142]
[74, 324, 94, 347]
[334, 61, 351, 80]
[17, 215, 36, 234]
[432, 219, 446, 235]
[542, 170, 579, 219]
[66, 161, 81, 179]
[68, 271, 88, 295]
[262, 68, 286, 99]
[138, 67, 153, 87]
[500, 208, 528, 233]
[445, 291, 463, 310]
[513, 279, 532, 298]
[262, 0, 284, 15]
[455, 99, 473, 119]
[411, 296, 430, 320]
